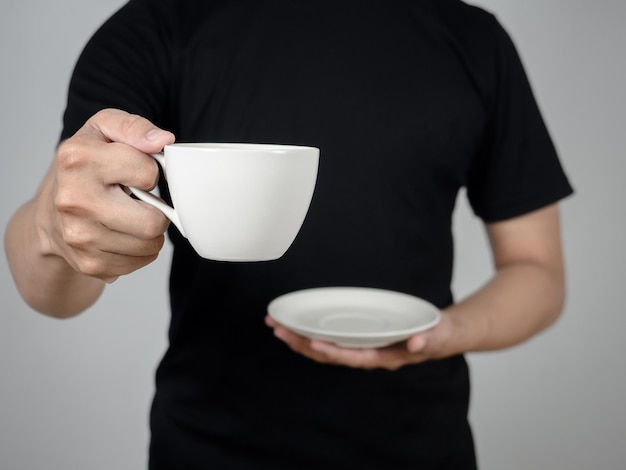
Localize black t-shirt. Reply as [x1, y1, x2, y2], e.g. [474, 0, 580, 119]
[61, 1, 573, 468]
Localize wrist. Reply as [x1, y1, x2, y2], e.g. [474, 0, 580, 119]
[441, 304, 489, 356]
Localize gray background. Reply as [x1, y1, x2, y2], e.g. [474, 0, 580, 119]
[1, 0, 624, 468]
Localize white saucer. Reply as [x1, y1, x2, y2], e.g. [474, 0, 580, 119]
[267, 287, 440, 348]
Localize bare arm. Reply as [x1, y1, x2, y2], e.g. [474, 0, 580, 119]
[266, 203, 567, 369]
[4, 109, 175, 318]
[440, 203, 565, 353]
[5, 165, 106, 317]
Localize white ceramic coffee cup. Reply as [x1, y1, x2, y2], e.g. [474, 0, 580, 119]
[129, 143, 319, 261]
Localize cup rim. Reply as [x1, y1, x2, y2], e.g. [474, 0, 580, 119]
[165, 142, 319, 152]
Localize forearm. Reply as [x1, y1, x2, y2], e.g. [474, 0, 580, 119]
[5, 195, 104, 319]
[446, 259, 565, 354]
[269, 205, 568, 370]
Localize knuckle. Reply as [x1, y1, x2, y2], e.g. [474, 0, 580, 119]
[53, 189, 73, 213]
[93, 108, 118, 120]
[139, 208, 169, 239]
[54, 186, 83, 213]
[134, 160, 160, 190]
[89, 108, 124, 128]
[56, 140, 87, 171]
[61, 222, 90, 248]
[144, 233, 166, 254]
[119, 113, 145, 137]
[77, 256, 108, 278]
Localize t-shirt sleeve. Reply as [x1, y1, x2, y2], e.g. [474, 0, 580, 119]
[60, 0, 174, 141]
[465, 20, 573, 222]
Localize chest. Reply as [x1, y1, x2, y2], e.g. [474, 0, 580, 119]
[172, 3, 487, 193]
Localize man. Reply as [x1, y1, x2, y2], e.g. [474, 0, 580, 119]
[5, 0, 572, 468]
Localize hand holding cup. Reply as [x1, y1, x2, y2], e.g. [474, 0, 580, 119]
[42, 109, 175, 282]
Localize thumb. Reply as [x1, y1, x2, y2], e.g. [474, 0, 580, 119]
[81, 108, 175, 153]
[407, 335, 428, 353]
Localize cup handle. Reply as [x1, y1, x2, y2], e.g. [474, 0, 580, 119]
[128, 153, 187, 237]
